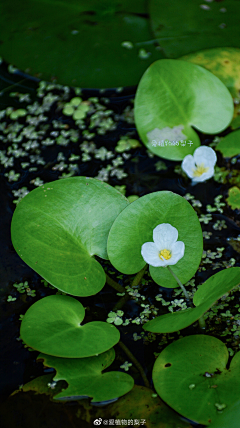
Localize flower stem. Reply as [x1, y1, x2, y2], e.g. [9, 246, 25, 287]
[167, 266, 191, 303]
[105, 274, 125, 293]
[118, 341, 150, 388]
[113, 265, 147, 311]
[131, 265, 148, 288]
[198, 315, 206, 330]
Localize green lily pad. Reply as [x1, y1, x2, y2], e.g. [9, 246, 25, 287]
[107, 191, 203, 287]
[180, 47, 240, 99]
[144, 267, 240, 333]
[153, 335, 240, 425]
[134, 59, 233, 160]
[209, 399, 240, 428]
[227, 186, 240, 210]
[216, 130, 240, 158]
[11, 177, 129, 296]
[1, 0, 165, 88]
[20, 295, 120, 358]
[150, 0, 240, 59]
[37, 348, 134, 402]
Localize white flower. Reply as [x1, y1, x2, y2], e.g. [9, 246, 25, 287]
[141, 224, 185, 267]
[181, 146, 217, 183]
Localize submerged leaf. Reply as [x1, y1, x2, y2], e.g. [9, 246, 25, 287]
[180, 47, 240, 99]
[8, 383, 192, 428]
[150, 0, 240, 58]
[1, 0, 165, 88]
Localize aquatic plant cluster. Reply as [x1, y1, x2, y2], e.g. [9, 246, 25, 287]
[1, 53, 240, 426]
[10, 175, 240, 426]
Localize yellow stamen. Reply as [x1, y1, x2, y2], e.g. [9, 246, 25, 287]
[159, 249, 171, 260]
[193, 163, 209, 177]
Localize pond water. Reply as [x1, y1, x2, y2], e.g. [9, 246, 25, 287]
[0, 62, 240, 428]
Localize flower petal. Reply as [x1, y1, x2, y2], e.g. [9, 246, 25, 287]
[181, 155, 196, 179]
[193, 146, 217, 167]
[167, 241, 185, 265]
[153, 223, 178, 249]
[141, 242, 162, 266]
[192, 166, 215, 183]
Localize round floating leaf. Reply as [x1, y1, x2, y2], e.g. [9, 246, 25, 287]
[216, 130, 240, 158]
[209, 399, 240, 428]
[134, 59, 233, 160]
[180, 47, 240, 99]
[11, 177, 129, 296]
[144, 267, 240, 333]
[20, 295, 120, 358]
[107, 191, 203, 287]
[153, 335, 240, 425]
[150, 0, 240, 59]
[37, 348, 134, 402]
[227, 186, 240, 210]
[1, 0, 165, 88]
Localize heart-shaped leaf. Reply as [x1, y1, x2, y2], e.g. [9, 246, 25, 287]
[134, 59, 233, 160]
[1, 0, 164, 88]
[11, 177, 129, 296]
[216, 130, 240, 158]
[37, 348, 134, 402]
[153, 335, 240, 425]
[144, 267, 240, 333]
[150, 0, 240, 58]
[20, 295, 120, 358]
[107, 191, 203, 287]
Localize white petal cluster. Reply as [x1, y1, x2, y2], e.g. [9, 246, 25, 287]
[181, 146, 217, 183]
[141, 224, 185, 267]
